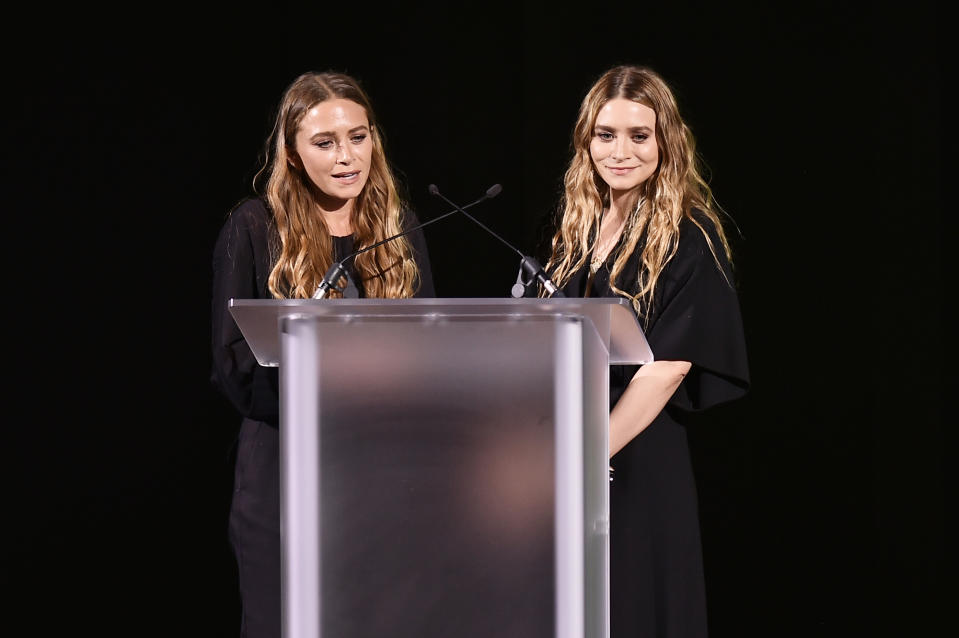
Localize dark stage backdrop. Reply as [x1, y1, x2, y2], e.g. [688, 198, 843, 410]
[6, 2, 946, 637]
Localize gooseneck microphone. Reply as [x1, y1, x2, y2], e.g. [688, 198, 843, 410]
[312, 186, 502, 299]
[427, 184, 564, 298]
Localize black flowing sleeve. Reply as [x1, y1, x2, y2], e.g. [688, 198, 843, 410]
[210, 198, 280, 425]
[645, 215, 750, 411]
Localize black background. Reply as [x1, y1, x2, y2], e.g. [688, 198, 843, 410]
[6, 1, 948, 636]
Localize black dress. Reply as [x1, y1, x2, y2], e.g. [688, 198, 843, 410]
[210, 197, 435, 638]
[560, 211, 750, 638]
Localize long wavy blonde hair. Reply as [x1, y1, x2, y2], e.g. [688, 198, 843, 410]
[256, 71, 420, 299]
[545, 65, 732, 317]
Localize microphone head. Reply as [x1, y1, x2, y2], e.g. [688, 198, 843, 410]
[428, 184, 440, 196]
[486, 184, 503, 198]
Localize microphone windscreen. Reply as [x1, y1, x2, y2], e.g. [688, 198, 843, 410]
[486, 184, 503, 198]
[428, 184, 439, 196]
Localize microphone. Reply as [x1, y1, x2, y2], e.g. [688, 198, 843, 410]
[312, 187, 501, 299]
[427, 184, 564, 298]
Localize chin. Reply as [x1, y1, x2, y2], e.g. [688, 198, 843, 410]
[340, 185, 366, 199]
[326, 181, 367, 201]
[605, 178, 644, 192]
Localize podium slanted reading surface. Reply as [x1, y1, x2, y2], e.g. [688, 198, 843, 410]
[229, 297, 653, 638]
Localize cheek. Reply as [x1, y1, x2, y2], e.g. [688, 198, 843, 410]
[360, 143, 374, 165]
[589, 141, 603, 164]
[644, 142, 660, 165]
[300, 149, 332, 176]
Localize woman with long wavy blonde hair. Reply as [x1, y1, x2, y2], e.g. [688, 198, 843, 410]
[543, 65, 750, 638]
[211, 70, 433, 638]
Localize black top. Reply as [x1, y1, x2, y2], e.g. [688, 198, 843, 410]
[563, 210, 749, 412]
[210, 197, 435, 426]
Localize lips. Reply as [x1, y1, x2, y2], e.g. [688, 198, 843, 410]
[332, 171, 360, 179]
[607, 166, 638, 175]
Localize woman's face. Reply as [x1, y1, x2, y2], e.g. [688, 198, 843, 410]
[589, 98, 659, 195]
[293, 98, 373, 204]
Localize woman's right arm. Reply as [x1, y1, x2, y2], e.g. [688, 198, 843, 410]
[608, 360, 692, 457]
[210, 201, 280, 424]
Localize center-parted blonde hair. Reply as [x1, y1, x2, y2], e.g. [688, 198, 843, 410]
[256, 71, 420, 299]
[545, 65, 732, 317]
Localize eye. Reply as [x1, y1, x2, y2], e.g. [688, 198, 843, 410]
[596, 131, 613, 141]
[314, 140, 334, 149]
[350, 134, 368, 144]
[632, 133, 649, 143]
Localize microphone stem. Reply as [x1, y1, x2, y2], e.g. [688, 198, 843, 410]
[431, 191, 522, 258]
[429, 184, 563, 298]
[355, 198, 483, 257]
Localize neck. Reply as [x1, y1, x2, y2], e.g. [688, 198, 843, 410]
[317, 199, 354, 236]
[607, 187, 639, 220]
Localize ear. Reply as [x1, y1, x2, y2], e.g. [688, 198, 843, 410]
[287, 152, 301, 170]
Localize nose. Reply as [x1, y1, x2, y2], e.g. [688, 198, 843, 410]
[335, 141, 353, 164]
[611, 136, 629, 160]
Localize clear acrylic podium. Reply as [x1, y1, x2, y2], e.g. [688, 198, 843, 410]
[229, 297, 653, 638]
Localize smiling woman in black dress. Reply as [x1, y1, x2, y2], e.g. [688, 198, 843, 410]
[541, 65, 750, 637]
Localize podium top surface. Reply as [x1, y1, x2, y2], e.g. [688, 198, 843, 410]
[229, 297, 653, 367]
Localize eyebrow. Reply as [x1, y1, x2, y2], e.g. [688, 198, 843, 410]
[308, 125, 370, 139]
[594, 125, 654, 133]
